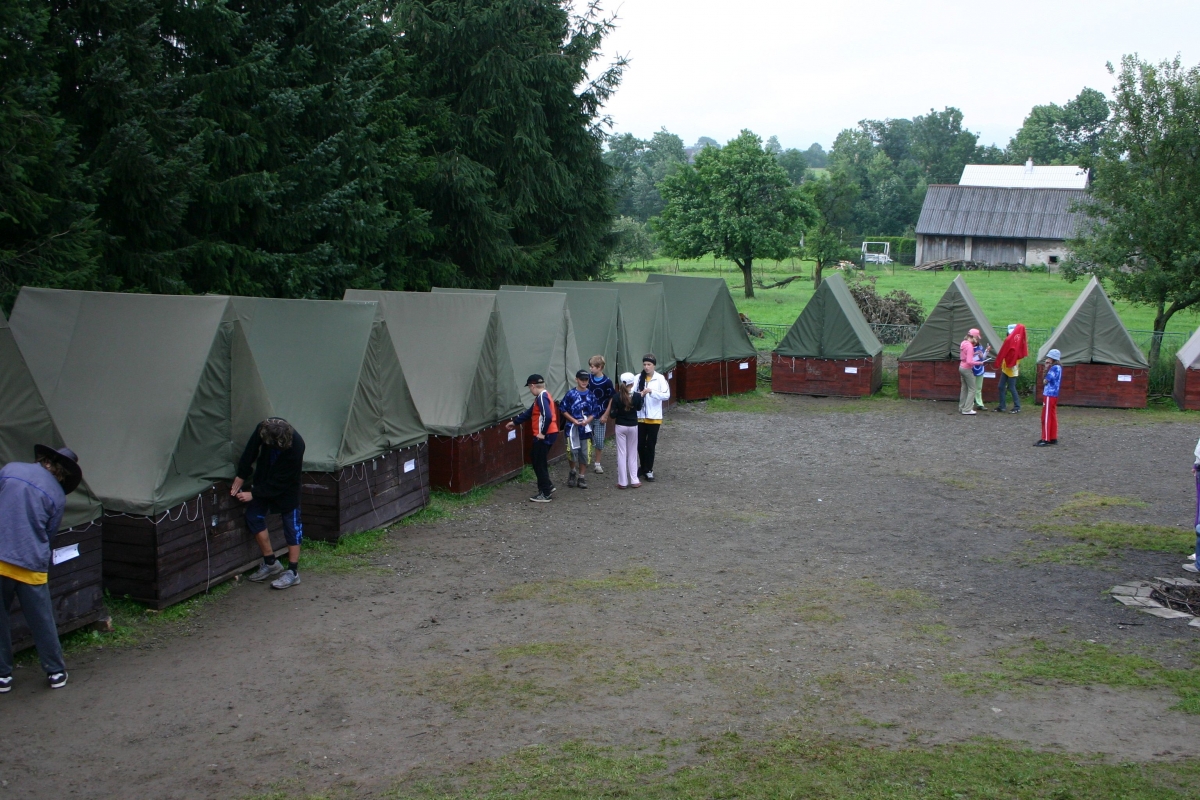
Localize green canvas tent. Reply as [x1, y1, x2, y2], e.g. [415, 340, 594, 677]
[554, 280, 675, 375]
[1177, 327, 1200, 371]
[1, 309, 101, 528]
[1037, 276, 1148, 367]
[10, 289, 272, 515]
[646, 274, 755, 362]
[899, 275, 1001, 361]
[502, 285, 618, 379]
[432, 288, 581, 400]
[776, 274, 882, 359]
[229, 297, 425, 471]
[343, 290, 524, 436]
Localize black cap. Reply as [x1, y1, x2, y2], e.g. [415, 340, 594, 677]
[642, 353, 657, 365]
[525, 374, 545, 386]
[575, 369, 591, 382]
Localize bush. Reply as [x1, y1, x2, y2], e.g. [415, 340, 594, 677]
[845, 274, 925, 326]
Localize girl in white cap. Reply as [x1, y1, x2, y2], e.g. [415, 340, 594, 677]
[1036, 349, 1062, 446]
[611, 372, 644, 488]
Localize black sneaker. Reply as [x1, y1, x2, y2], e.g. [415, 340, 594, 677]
[1034, 440, 1050, 447]
[0, 675, 11, 694]
[529, 493, 551, 503]
[577, 476, 588, 489]
[644, 471, 655, 482]
[994, 407, 1006, 413]
[48, 672, 67, 689]
[567, 471, 577, 488]
[1010, 408, 1020, 414]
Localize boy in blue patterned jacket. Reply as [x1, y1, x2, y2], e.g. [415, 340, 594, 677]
[561, 370, 599, 489]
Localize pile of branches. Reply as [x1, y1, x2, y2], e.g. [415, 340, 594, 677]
[912, 260, 1026, 272]
[845, 274, 925, 326]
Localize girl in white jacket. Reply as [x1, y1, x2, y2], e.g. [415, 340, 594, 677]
[636, 353, 670, 482]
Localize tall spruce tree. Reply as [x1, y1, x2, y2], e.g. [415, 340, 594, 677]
[1, 0, 98, 311]
[399, 0, 623, 289]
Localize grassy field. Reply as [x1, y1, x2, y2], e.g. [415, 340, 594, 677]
[616, 257, 1200, 335]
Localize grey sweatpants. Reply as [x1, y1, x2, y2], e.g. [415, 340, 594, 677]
[959, 367, 976, 413]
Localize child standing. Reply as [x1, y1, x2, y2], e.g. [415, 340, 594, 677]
[612, 372, 644, 489]
[1036, 349, 1061, 447]
[587, 356, 615, 475]
[507, 375, 559, 502]
[995, 323, 1027, 413]
[561, 370, 598, 489]
[972, 336, 990, 409]
[636, 353, 670, 482]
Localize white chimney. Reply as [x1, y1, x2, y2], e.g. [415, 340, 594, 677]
[1025, 158, 1034, 174]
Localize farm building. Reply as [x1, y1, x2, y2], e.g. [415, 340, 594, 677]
[435, 288, 580, 463]
[915, 162, 1089, 269]
[1, 309, 105, 645]
[1174, 327, 1200, 410]
[1036, 277, 1149, 408]
[772, 274, 883, 397]
[345, 290, 526, 493]
[9, 290, 285, 609]
[555, 280, 677, 401]
[229, 298, 429, 542]
[646, 274, 757, 400]
[898, 276, 1003, 401]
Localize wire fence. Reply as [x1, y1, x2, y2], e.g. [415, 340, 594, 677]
[745, 322, 1189, 396]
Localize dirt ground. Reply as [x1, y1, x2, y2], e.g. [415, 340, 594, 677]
[5, 396, 1200, 799]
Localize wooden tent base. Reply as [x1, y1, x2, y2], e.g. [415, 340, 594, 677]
[1174, 362, 1200, 410]
[898, 360, 1001, 402]
[102, 484, 287, 610]
[675, 357, 757, 400]
[300, 444, 431, 543]
[771, 353, 882, 397]
[1036, 363, 1147, 408]
[428, 421, 526, 494]
[8, 520, 105, 650]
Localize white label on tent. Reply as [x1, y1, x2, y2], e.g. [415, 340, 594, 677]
[739, 362, 749, 370]
[668, 371, 674, 379]
[844, 366, 859, 374]
[403, 459, 416, 473]
[52, 543, 79, 565]
[1118, 374, 1133, 382]
[984, 371, 996, 379]
[507, 430, 517, 441]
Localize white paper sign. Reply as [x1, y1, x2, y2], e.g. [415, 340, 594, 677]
[1117, 374, 1133, 382]
[844, 366, 859, 374]
[52, 543, 80, 565]
[403, 459, 416, 473]
[668, 371, 674, 379]
[507, 429, 517, 441]
[739, 362, 750, 370]
[984, 371, 996, 379]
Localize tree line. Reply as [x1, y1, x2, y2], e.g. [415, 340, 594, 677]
[0, 0, 622, 312]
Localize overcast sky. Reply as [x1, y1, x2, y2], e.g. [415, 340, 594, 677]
[593, 0, 1198, 151]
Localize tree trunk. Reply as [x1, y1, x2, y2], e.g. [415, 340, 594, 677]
[735, 258, 755, 298]
[1150, 300, 1167, 366]
[813, 259, 824, 289]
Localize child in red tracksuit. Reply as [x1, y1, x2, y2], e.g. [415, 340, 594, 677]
[1036, 349, 1061, 447]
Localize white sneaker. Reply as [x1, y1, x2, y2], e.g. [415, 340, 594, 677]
[1188, 553, 1196, 562]
[592, 463, 604, 474]
[1184, 562, 1199, 573]
[961, 410, 977, 416]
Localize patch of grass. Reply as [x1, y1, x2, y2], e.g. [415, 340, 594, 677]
[945, 639, 1200, 713]
[513, 464, 535, 484]
[705, 387, 781, 413]
[1018, 541, 1115, 566]
[855, 716, 900, 729]
[1031, 521, 1193, 558]
[912, 622, 954, 645]
[395, 735, 1200, 799]
[304, 487, 495, 573]
[498, 565, 681, 603]
[1052, 491, 1148, 517]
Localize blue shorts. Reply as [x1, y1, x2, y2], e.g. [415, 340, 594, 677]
[245, 498, 303, 546]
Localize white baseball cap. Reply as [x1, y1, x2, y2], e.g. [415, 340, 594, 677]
[619, 372, 637, 386]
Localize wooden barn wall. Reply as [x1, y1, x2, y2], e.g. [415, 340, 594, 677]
[8, 521, 105, 649]
[1174, 363, 1200, 411]
[972, 237, 1027, 265]
[917, 235, 965, 265]
[898, 359, 1001, 402]
[676, 357, 757, 401]
[301, 444, 431, 543]
[102, 483, 286, 610]
[771, 353, 882, 398]
[427, 421, 526, 494]
[1036, 363, 1148, 409]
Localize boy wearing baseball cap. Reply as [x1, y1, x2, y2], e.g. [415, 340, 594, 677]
[561, 370, 599, 489]
[1036, 349, 1062, 446]
[508, 375, 559, 502]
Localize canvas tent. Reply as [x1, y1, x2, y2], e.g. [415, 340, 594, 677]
[898, 275, 1002, 401]
[1036, 276, 1149, 408]
[502, 285, 618, 384]
[1174, 326, 1200, 410]
[554, 280, 677, 401]
[646, 274, 757, 399]
[1, 309, 105, 643]
[772, 274, 884, 397]
[9, 289, 285, 608]
[344, 290, 525, 492]
[229, 298, 429, 540]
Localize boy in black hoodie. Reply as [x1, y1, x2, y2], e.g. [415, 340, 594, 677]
[232, 418, 306, 589]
